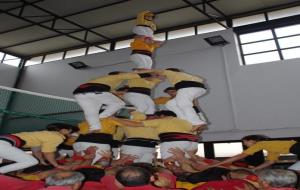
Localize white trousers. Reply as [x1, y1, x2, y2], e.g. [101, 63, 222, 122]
[74, 92, 125, 131]
[166, 87, 207, 125]
[0, 141, 38, 174]
[130, 54, 153, 69]
[73, 142, 111, 165]
[132, 26, 154, 38]
[121, 145, 156, 164]
[123, 92, 155, 114]
[160, 141, 198, 160]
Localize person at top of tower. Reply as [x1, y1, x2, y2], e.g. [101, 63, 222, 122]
[133, 10, 156, 38]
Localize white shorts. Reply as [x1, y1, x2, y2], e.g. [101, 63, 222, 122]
[123, 92, 155, 114]
[133, 26, 154, 38]
[130, 54, 153, 69]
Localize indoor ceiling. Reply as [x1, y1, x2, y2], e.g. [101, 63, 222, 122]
[0, 0, 299, 59]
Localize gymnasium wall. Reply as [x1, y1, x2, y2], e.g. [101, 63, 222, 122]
[14, 29, 300, 141]
[0, 64, 20, 87]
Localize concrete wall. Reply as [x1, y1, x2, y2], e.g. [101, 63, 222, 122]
[0, 64, 20, 87]
[16, 29, 300, 141]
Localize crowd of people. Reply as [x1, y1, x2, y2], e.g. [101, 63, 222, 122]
[1, 11, 300, 190]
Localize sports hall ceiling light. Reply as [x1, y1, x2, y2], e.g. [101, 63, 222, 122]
[204, 35, 229, 46]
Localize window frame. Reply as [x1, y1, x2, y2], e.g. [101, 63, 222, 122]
[235, 14, 300, 65]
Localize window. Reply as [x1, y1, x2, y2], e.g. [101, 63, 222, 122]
[197, 23, 226, 35]
[168, 27, 195, 40]
[275, 24, 300, 60]
[115, 39, 133, 50]
[88, 43, 110, 54]
[44, 52, 64, 63]
[268, 6, 300, 20]
[214, 142, 243, 157]
[233, 14, 266, 27]
[196, 143, 205, 157]
[282, 47, 300, 60]
[237, 22, 300, 65]
[25, 56, 43, 66]
[154, 33, 166, 41]
[0, 52, 4, 61]
[2, 54, 21, 67]
[275, 24, 300, 37]
[65, 48, 86, 59]
[239, 30, 273, 44]
[3, 59, 21, 67]
[244, 51, 280, 65]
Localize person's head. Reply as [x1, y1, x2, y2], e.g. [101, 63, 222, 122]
[45, 171, 85, 190]
[165, 68, 181, 72]
[46, 123, 78, 137]
[154, 110, 176, 118]
[115, 166, 152, 188]
[241, 135, 270, 147]
[140, 10, 155, 21]
[256, 169, 298, 189]
[163, 87, 177, 98]
[153, 167, 176, 188]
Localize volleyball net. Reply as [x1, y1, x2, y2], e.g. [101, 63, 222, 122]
[0, 86, 84, 134]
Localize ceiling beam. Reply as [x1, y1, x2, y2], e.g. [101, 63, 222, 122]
[0, 7, 109, 51]
[181, 0, 229, 29]
[20, 0, 110, 40]
[25, 0, 300, 58]
[205, 1, 232, 27]
[0, 0, 218, 51]
[0, 0, 45, 13]
[0, 0, 131, 35]
[0, 49, 25, 59]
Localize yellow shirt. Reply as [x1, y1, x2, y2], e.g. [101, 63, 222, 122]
[113, 111, 158, 140]
[243, 140, 297, 161]
[88, 73, 141, 90]
[136, 11, 156, 31]
[130, 38, 159, 52]
[154, 96, 171, 105]
[121, 126, 159, 140]
[142, 117, 194, 135]
[162, 70, 204, 85]
[127, 78, 161, 89]
[65, 119, 121, 146]
[77, 118, 119, 135]
[176, 181, 205, 190]
[15, 131, 65, 153]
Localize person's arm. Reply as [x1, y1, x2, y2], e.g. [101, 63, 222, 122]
[112, 117, 144, 127]
[211, 153, 249, 167]
[31, 147, 48, 165]
[43, 152, 71, 170]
